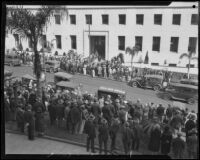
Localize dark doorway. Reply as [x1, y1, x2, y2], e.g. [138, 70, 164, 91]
[90, 36, 105, 60]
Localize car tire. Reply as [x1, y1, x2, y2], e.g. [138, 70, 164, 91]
[153, 85, 160, 91]
[132, 81, 138, 88]
[163, 93, 171, 100]
[187, 98, 195, 105]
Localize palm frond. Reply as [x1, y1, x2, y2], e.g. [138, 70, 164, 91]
[125, 47, 133, 55]
[179, 53, 189, 59]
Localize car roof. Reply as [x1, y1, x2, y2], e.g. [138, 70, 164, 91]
[22, 74, 36, 81]
[54, 72, 73, 79]
[145, 74, 163, 79]
[98, 86, 126, 95]
[56, 81, 78, 88]
[169, 82, 198, 90]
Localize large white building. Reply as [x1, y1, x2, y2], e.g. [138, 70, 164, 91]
[5, 2, 198, 71]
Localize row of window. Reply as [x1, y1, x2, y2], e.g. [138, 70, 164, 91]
[55, 13, 198, 25]
[13, 33, 197, 53]
[118, 36, 197, 53]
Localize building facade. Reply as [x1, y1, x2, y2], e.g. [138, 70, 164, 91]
[5, 2, 198, 69]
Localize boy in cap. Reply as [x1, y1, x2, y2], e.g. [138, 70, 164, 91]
[98, 118, 109, 155]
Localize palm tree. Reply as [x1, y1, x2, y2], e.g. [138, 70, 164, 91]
[6, 5, 68, 97]
[125, 45, 140, 69]
[179, 48, 198, 79]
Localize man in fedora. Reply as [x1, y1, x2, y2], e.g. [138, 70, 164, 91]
[102, 100, 112, 126]
[84, 114, 96, 153]
[98, 118, 109, 155]
[91, 98, 101, 126]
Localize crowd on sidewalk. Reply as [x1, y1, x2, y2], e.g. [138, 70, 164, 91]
[4, 78, 198, 157]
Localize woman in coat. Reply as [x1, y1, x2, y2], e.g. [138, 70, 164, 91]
[148, 124, 161, 154]
[160, 125, 172, 155]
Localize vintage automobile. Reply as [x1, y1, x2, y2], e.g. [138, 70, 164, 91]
[54, 72, 73, 83]
[128, 74, 165, 91]
[42, 60, 60, 73]
[162, 82, 198, 104]
[97, 86, 126, 101]
[56, 81, 79, 91]
[4, 54, 22, 66]
[179, 79, 198, 86]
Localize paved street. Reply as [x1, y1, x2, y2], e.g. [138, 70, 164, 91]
[5, 65, 198, 112]
[5, 132, 89, 154]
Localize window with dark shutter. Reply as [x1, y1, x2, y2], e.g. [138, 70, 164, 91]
[172, 14, 181, 25]
[70, 15, 76, 24]
[119, 14, 126, 25]
[191, 14, 198, 25]
[136, 14, 144, 25]
[102, 14, 109, 24]
[188, 37, 197, 52]
[55, 35, 62, 49]
[55, 15, 61, 24]
[170, 37, 179, 52]
[135, 36, 143, 51]
[86, 15, 92, 25]
[154, 14, 162, 25]
[152, 36, 161, 52]
[70, 35, 77, 49]
[118, 36, 125, 50]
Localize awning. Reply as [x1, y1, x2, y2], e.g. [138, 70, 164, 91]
[22, 74, 36, 81]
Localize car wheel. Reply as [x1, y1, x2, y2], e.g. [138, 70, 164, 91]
[187, 98, 195, 105]
[153, 85, 160, 91]
[50, 68, 54, 73]
[163, 93, 171, 100]
[132, 81, 138, 87]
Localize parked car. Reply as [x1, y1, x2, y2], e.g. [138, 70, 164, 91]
[56, 81, 79, 91]
[54, 72, 73, 83]
[4, 54, 22, 66]
[42, 60, 60, 73]
[179, 79, 198, 86]
[162, 82, 198, 104]
[128, 74, 165, 91]
[97, 86, 126, 101]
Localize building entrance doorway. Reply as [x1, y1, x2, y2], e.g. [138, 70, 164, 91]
[90, 36, 105, 60]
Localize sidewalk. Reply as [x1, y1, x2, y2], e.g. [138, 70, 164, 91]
[5, 132, 89, 154]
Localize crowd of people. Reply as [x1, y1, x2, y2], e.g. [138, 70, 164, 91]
[4, 77, 198, 157]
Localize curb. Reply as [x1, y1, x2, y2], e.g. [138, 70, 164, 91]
[5, 129, 123, 154]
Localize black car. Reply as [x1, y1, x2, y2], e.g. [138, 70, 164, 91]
[128, 74, 165, 91]
[162, 82, 198, 104]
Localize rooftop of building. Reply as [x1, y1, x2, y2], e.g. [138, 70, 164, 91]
[7, 2, 198, 9]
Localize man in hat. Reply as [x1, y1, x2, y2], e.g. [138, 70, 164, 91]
[55, 98, 65, 128]
[98, 118, 109, 155]
[69, 100, 81, 134]
[84, 114, 96, 153]
[109, 117, 120, 153]
[48, 97, 57, 126]
[118, 105, 126, 125]
[16, 103, 25, 133]
[185, 113, 196, 142]
[122, 121, 133, 155]
[102, 100, 113, 126]
[35, 106, 45, 136]
[113, 99, 120, 118]
[4, 94, 11, 122]
[187, 128, 198, 159]
[64, 101, 71, 132]
[24, 104, 35, 140]
[91, 98, 101, 126]
[32, 97, 46, 114]
[172, 132, 185, 159]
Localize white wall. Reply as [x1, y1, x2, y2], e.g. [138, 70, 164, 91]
[6, 4, 198, 68]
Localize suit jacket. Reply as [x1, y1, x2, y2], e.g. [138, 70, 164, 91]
[91, 103, 101, 117]
[98, 124, 109, 140]
[84, 120, 96, 138]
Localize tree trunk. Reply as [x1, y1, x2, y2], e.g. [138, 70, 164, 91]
[33, 43, 42, 98]
[187, 59, 191, 79]
[131, 55, 133, 77]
